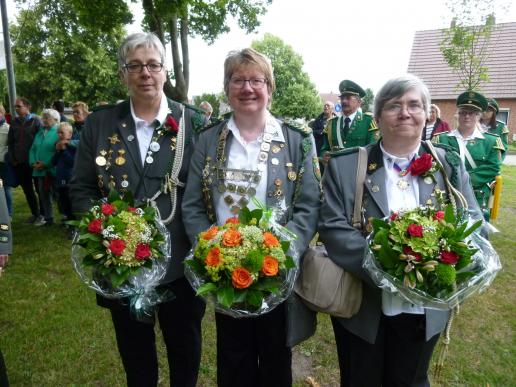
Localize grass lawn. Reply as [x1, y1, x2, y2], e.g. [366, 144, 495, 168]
[0, 166, 515, 386]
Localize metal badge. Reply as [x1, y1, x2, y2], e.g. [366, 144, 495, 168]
[371, 185, 380, 193]
[397, 179, 409, 190]
[260, 142, 271, 152]
[149, 142, 160, 152]
[127, 134, 135, 142]
[224, 195, 234, 205]
[424, 176, 433, 184]
[108, 134, 120, 145]
[288, 171, 297, 181]
[121, 179, 129, 188]
[247, 187, 256, 196]
[0, 224, 9, 231]
[259, 152, 268, 162]
[274, 178, 282, 186]
[263, 133, 273, 142]
[271, 158, 279, 165]
[146, 156, 154, 164]
[218, 184, 226, 193]
[95, 156, 107, 166]
[272, 145, 281, 153]
[426, 199, 433, 205]
[115, 149, 126, 166]
[368, 163, 377, 171]
[227, 183, 236, 193]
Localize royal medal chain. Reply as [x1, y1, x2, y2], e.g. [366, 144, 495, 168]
[216, 124, 274, 214]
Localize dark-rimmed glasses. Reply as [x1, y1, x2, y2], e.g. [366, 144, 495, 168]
[124, 63, 164, 73]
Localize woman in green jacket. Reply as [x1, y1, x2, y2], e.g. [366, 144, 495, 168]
[29, 109, 59, 226]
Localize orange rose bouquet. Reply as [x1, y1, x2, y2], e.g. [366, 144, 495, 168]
[184, 205, 297, 317]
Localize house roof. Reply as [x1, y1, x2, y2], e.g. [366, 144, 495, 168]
[407, 22, 516, 100]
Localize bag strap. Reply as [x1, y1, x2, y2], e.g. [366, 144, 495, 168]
[352, 147, 367, 229]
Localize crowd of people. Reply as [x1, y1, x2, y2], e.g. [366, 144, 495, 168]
[0, 30, 510, 386]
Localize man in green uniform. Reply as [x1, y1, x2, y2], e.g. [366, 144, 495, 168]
[433, 91, 504, 220]
[320, 80, 378, 159]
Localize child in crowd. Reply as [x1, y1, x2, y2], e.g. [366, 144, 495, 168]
[52, 122, 76, 235]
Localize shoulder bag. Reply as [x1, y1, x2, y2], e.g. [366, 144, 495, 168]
[294, 147, 367, 318]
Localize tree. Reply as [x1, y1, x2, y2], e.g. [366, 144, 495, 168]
[11, 0, 131, 111]
[439, 0, 503, 91]
[251, 33, 320, 120]
[193, 92, 222, 118]
[362, 88, 374, 113]
[141, 0, 272, 102]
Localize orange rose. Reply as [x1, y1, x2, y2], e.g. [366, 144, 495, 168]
[231, 267, 253, 289]
[263, 232, 280, 248]
[202, 226, 219, 240]
[222, 228, 242, 247]
[205, 247, 221, 267]
[225, 217, 239, 225]
[262, 255, 279, 276]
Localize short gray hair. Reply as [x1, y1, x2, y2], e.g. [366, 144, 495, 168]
[117, 32, 166, 72]
[41, 108, 60, 122]
[374, 74, 431, 121]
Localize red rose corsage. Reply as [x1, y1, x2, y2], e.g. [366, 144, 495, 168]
[164, 114, 179, 133]
[408, 153, 433, 176]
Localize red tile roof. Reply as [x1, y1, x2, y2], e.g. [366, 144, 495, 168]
[407, 22, 516, 100]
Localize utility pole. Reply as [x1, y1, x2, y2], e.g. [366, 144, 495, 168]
[0, 0, 16, 115]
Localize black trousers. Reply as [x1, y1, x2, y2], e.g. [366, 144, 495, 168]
[215, 303, 292, 387]
[109, 277, 206, 387]
[13, 163, 39, 217]
[331, 313, 440, 387]
[0, 349, 8, 387]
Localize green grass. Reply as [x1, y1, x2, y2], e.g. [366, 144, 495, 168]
[0, 168, 515, 386]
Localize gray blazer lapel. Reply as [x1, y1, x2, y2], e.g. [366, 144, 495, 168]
[365, 168, 389, 217]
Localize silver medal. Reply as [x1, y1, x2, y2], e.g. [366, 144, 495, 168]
[146, 156, 154, 164]
[127, 135, 135, 142]
[149, 142, 160, 152]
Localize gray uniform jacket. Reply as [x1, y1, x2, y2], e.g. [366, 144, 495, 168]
[182, 118, 321, 346]
[0, 183, 11, 255]
[70, 99, 203, 290]
[318, 141, 483, 344]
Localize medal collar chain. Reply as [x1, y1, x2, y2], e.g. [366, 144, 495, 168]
[216, 121, 274, 213]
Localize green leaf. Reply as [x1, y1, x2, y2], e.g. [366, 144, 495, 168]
[281, 240, 290, 253]
[243, 249, 264, 273]
[217, 287, 235, 308]
[234, 290, 247, 303]
[246, 290, 264, 307]
[284, 255, 296, 269]
[196, 282, 217, 296]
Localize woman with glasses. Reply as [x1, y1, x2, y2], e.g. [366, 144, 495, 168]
[182, 48, 320, 387]
[433, 91, 503, 220]
[319, 75, 483, 386]
[70, 32, 206, 387]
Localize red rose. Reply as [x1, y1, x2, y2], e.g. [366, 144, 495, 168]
[135, 243, 151, 260]
[101, 203, 116, 215]
[408, 153, 433, 176]
[440, 250, 459, 265]
[109, 239, 126, 256]
[128, 207, 137, 213]
[165, 115, 179, 133]
[87, 219, 102, 234]
[434, 211, 445, 220]
[390, 213, 398, 221]
[407, 224, 424, 237]
[403, 246, 422, 261]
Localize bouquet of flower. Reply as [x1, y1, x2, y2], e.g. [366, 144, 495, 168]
[363, 204, 501, 309]
[184, 204, 298, 317]
[70, 190, 171, 320]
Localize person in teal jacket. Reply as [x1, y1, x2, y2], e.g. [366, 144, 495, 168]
[29, 109, 60, 226]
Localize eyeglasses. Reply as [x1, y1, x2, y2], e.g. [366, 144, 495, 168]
[229, 77, 267, 89]
[124, 63, 164, 73]
[383, 102, 425, 115]
[458, 110, 479, 117]
[14, 105, 24, 108]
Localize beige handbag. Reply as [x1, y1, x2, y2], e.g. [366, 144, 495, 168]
[295, 147, 367, 318]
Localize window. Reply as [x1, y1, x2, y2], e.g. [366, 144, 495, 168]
[496, 109, 509, 125]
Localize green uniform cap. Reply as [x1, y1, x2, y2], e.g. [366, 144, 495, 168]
[339, 79, 366, 98]
[456, 91, 488, 112]
[487, 98, 499, 114]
